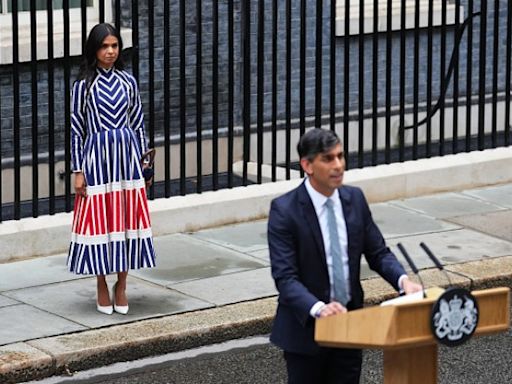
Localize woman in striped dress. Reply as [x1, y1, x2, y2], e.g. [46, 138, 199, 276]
[68, 23, 156, 315]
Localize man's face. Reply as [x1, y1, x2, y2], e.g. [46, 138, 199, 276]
[300, 143, 345, 196]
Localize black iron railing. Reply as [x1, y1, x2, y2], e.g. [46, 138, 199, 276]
[0, 0, 511, 221]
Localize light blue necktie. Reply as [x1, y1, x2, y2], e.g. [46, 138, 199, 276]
[325, 198, 349, 305]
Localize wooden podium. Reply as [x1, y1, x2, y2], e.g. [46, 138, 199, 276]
[314, 287, 510, 384]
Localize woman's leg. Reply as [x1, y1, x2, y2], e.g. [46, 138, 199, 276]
[97, 275, 111, 306]
[115, 271, 128, 306]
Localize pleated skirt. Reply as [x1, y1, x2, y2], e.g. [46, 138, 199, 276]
[67, 128, 156, 275]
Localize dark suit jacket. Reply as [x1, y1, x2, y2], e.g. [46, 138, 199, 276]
[268, 182, 406, 355]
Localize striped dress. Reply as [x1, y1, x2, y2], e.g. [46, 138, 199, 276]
[67, 66, 156, 275]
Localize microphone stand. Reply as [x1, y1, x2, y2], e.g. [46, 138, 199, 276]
[397, 243, 426, 299]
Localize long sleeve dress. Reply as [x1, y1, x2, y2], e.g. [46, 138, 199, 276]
[67, 66, 156, 275]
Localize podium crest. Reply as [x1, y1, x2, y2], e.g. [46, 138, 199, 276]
[431, 288, 479, 346]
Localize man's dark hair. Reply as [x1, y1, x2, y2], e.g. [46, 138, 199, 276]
[297, 129, 341, 161]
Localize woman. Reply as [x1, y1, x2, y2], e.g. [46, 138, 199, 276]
[67, 23, 156, 315]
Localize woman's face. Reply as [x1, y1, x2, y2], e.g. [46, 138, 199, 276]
[96, 35, 119, 69]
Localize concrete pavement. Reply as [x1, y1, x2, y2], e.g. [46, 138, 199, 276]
[1, 163, 512, 382]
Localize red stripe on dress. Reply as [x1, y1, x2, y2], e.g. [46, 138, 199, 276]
[138, 188, 150, 229]
[72, 184, 153, 237]
[124, 189, 129, 230]
[72, 195, 82, 232]
[124, 189, 130, 230]
[135, 188, 141, 230]
[131, 188, 136, 230]
[112, 190, 118, 232]
[110, 191, 118, 232]
[82, 197, 93, 235]
[114, 190, 120, 232]
[90, 194, 97, 235]
[98, 193, 106, 235]
[106, 191, 113, 233]
[77, 197, 86, 234]
[93, 194, 100, 235]
[109, 191, 119, 232]
[118, 190, 125, 232]
[135, 188, 143, 228]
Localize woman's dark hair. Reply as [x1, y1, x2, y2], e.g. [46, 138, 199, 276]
[78, 23, 125, 84]
[297, 129, 341, 161]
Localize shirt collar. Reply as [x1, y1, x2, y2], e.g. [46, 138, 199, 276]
[96, 66, 115, 76]
[304, 177, 339, 213]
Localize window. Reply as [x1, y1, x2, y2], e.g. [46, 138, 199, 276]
[0, 0, 131, 64]
[336, 0, 463, 36]
[0, 0, 93, 13]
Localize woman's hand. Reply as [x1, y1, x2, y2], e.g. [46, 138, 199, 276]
[74, 172, 87, 197]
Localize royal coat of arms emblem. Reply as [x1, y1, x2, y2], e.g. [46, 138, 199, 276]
[431, 288, 479, 346]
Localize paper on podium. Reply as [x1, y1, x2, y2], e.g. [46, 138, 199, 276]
[380, 287, 445, 306]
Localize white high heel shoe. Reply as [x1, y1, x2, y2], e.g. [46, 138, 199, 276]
[97, 283, 113, 315]
[96, 303, 113, 315]
[113, 282, 129, 315]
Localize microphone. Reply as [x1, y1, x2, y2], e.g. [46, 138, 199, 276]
[419, 242, 474, 291]
[419, 242, 452, 286]
[396, 243, 426, 298]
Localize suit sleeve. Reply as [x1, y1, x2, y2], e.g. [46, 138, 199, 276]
[268, 200, 321, 326]
[358, 189, 406, 291]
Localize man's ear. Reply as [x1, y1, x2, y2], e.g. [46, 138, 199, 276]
[300, 158, 313, 175]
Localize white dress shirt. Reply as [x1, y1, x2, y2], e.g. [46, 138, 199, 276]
[305, 178, 352, 317]
[305, 178, 407, 318]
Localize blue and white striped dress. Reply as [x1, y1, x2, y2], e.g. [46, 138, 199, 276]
[67, 66, 156, 275]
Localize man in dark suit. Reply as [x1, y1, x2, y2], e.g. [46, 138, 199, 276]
[268, 128, 422, 383]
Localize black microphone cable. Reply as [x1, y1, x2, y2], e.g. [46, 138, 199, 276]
[420, 242, 474, 291]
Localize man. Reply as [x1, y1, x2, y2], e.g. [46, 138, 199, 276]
[268, 128, 422, 383]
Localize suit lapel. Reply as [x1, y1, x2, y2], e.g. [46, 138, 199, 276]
[339, 186, 356, 278]
[338, 186, 352, 233]
[298, 182, 327, 269]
